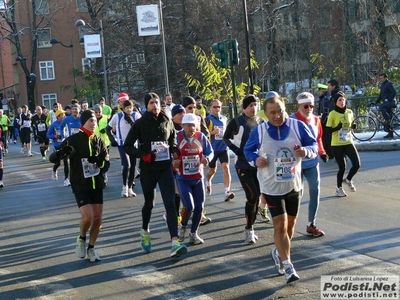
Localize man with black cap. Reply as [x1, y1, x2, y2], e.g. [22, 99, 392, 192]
[223, 94, 266, 244]
[124, 92, 187, 258]
[194, 95, 207, 118]
[50, 109, 110, 262]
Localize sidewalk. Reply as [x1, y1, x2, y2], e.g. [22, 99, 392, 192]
[354, 131, 400, 151]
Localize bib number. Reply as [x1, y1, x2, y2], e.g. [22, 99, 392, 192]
[81, 158, 100, 178]
[338, 128, 352, 142]
[151, 141, 170, 162]
[274, 157, 296, 182]
[182, 155, 200, 175]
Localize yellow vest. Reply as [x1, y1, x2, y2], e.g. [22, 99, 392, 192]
[95, 115, 110, 147]
[0, 115, 9, 131]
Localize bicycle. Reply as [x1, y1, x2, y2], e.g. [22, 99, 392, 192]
[352, 103, 400, 141]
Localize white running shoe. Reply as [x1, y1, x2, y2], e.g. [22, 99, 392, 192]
[189, 232, 204, 244]
[128, 187, 137, 197]
[343, 178, 356, 192]
[86, 248, 101, 262]
[270, 248, 285, 275]
[121, 185, 129, 198]
[64, 178, 71, 187]
[335, 187, 347, 197]
[285, 264, 300, 284]
[52, 171, 58, 181]
[224, 191, 235, 202]
[75, 236, 86, 258]
[20, 147, 26, 154]
[244, 228, 258, 244]
[0, 181, 4, 188]
[27, 151, 33, 157]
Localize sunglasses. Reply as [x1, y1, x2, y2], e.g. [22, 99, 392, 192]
[213, 106, 221, 108]
[303, 104, 314, 109]
[187, 106, 195, 110]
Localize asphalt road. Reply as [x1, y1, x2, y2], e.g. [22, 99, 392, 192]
[0, 142, 399, 300]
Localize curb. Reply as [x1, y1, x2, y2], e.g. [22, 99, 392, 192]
[355, 140, 400, 151]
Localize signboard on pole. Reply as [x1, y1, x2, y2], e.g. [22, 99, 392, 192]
[84, 34, 102, 58]
[136, 5, 160, 36]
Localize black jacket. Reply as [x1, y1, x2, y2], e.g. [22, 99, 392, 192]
[52, 130, 109, 191]
[376, 79, 396, 103]
[124, 111, 177, 171]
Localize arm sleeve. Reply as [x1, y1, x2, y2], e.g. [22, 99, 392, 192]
[222, 118, 241, 154]
[244, 127, 261, 167]
[123, 123, 140, 157]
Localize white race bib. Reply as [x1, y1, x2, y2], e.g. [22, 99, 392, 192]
[37, 123, 46, 132]
[151, 141, 170, 162]
[182, 155, 200, 175]
[338, 128, 352, 142]
[81, 158, 100, 178]
[274, 157, 296, 182]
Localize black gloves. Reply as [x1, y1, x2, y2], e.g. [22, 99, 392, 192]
[100, 128, 106, 134]
[320, 154, 329, 163]
[57, 145, 74, 158]
[111, 141, 118, 147]
[88, 156, 102, 165]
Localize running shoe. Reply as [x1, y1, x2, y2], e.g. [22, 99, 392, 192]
[27, 151, 33, 157]
[258, 207, 270, 222]
[42, 156, 46, 162]
[306, 224, 325, 237]
[14, 140, 16, 144]
[128, 187, 137, 197]
[224, 191, 235, 202]
[270, 248, 285, 275]
[75, 236, 86, 258]
[52, 171, 58, 181]
[86, 248, 101, 262]
[140, 229, 151, 253]
[199, 214, 211, 226]
[20, 147, 25, 154]
[0, 181, 4, 188]
[206, 184, 212, 196]
[121, 185, 129, 198]
[64, 178, 71, 187]
[244, 228, 258, 244]
[170, 240, 187, 258]
[343, 178, 356, 192]
[285, 264, 300, 284]
[335, 187, 347, 197]
[178, 226, 187, 242]
[189, 232, 204, 244]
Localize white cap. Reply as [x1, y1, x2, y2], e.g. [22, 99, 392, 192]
[182, 113, 199, 125]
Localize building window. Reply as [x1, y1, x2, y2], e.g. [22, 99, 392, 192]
[76, 0, 88, 12]
[35, 0, 49, 15]
[39, 61, 55, 80]
[82, 58, 92, 72]
[42, 93, 57, 108]
[37, 28, 51, 48]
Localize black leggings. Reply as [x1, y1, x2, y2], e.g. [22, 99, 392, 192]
[332, 144, 361, 188]
[236, 168, 260, 229]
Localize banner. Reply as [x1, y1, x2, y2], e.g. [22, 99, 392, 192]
[84, 34, 102, 58]
[136, 5, 160, 36]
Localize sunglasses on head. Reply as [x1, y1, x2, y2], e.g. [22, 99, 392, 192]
[303, 104, 314, 109]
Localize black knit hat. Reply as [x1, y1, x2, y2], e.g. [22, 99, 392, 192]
[333, 91, 346, 103]
[242, 94, 258, 109]
[80, 109, 95, 125]
[181, 96, 196, 107]
[144, 92, 159, 108]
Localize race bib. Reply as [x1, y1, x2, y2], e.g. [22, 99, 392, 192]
[37, 123, 46, 132]
[151, 141, 170, 162]
[274, 157, 296, 182]
[81, 158, 100, 178]
[182, 155, 200, 175]
[338, 128, 352, 142]
[23, 120, 31, 127]
[214, 126, 225, 140]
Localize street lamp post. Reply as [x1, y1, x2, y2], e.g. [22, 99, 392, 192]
[50, 38, 77, 96]
[75, 19, 109, 105]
